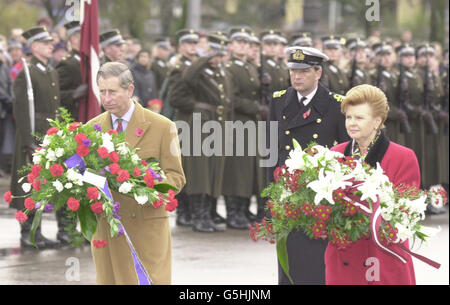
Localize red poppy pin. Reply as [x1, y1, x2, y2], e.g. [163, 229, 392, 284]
[136, 128, 144, 137]
[303, 109, 311, 119]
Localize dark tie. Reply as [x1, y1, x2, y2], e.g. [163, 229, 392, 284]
[299, 96, 308, 106]
[116, 118, 123, 133]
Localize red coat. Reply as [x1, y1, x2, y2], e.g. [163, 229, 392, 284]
[325, 135, 420, 285]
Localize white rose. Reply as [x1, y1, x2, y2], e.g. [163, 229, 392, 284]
[65, 182, 73, 189]
[118, 182, 133, 194]
[134, 194, 148, 205]
[46, 149, 57, 162]
[22, 183, 31, 193]
[42, 136, 51, 147]
[52, 180, 64, 192]
[32, 154, 41, 164]
[55, 148, 65, 158]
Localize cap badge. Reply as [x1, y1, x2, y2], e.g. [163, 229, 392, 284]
[293, 49, 305, 61]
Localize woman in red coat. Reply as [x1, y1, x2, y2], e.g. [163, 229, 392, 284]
[325, 84, 419, 285]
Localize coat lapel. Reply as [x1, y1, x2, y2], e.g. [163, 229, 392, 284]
[343, 131, 390, 168]
[124, 102, 151, 149]
[285, 84, 330, 130]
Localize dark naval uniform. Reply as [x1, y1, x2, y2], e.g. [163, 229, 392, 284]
[56, 50, 82, 119]
[268, 46, 349, 285]
[268, 84, 349, 285]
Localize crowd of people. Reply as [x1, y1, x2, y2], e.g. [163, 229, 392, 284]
[0, 17, 448, 250]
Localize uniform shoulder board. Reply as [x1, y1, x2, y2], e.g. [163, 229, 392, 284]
[267, 59, 276, 67]
[329, 64, 338, 74]
[74, 54, 81, 62]
[233, 59, 244, 66]
[35, 62, 47, 72]
[157, 60, 166, 67]
[405, 71, 414, 78]
[204, 68, 214, 76]
[331, 92, 345, 102]
[382, 71, 391, 79]
[273, 90, 287, 98]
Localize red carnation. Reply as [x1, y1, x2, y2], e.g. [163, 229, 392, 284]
[132, 168, 141, 177]
[27, 172, 36, 183]
[97, 146, 109, 159]
[273, 167, 283, 183]
[32, 180, 41, 191]
[109, 163, 121, 175]
[144, 172, 154, 188]
[93, 239, 107, 248]
[31, 164, 41, 178]
[46, 127, 58, 135]
[74, 133, 87, 144]
[153, 195, 164, 209]
[49, 163, 64, 178]
[141, 160, 148, 166]
[3, 191, 12, 204]
[69, 122, 81, 131]
[108, 129, 118, 135]
[87, 187, 99, 201]
[76, 145, 90, 157]
[117, 169, 130, 182]
[15, 211, 28, 223]
[67, 197, 80, 211]
[109, 151, 120, 163]
[165, 197, 178, 212]
[24, 197, 35, 210]
[90, 202, 103, 214]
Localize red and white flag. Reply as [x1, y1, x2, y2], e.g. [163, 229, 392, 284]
[78, 0, 101, 123]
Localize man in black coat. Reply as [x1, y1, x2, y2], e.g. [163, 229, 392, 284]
[267, 46, 349, 285]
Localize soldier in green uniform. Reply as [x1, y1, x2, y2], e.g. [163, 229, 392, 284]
[320, 35, 349, 95]
[150, 37, 172, 95]
[416, 44, 446, 194]
[260, 30, 290, 92]
[166, 29, 201, 230]
[222, 27, 267, 229]
[370, 42, 406, 145]
[346, 37, 372, 87]
[11, 26, 60, 248]
[182, 33, 233, 232]
[99, 29, 126, 64]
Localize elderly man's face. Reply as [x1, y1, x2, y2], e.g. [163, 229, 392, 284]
[98, 76, 134, 118]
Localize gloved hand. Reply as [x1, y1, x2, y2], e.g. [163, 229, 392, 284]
[72, 84, 88, 100]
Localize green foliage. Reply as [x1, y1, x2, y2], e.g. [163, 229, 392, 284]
[0, 0, 39, 37]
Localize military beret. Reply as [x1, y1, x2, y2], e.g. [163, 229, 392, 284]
[22, 26, 53, 46]
[64, 21, 81, 37]
[395, 43, 415, 56]
[285, 46, 329, 70]
[290, 33, 313, 47]
[228, 26, 252, 42]
[321, 35, 345, 49]
[100, 29, 125, 49]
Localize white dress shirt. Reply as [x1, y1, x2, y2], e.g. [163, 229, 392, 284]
[111, 100, 135, 132]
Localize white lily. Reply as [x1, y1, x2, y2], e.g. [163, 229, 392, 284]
[307, 168, 349, 205]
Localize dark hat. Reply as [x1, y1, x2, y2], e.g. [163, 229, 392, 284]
[346, 37, 367, 51]
[228, 26, 252, 42]
[154, 37, 171, 50]
[53, 41, 67, 53]
[207, 33, 228, 56]
[64, 21, 81, 37]
[7, 39, 22, 51]
[321, 35, 345, 49]
[100, 29, 125, 49]
[372, 42, 393, 55]
[416, 43, 435, 57]
[290, 33, 313, 47]
[395, 43, 415, 56]
[285, 46, 329, 70]
[260, 30, 283, 44]
[22, 26, 53, 46]
[175, 29, 200, 45]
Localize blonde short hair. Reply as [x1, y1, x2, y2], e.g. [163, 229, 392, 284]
[341, 84, 390, 129]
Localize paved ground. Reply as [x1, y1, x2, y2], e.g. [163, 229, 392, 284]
[0, 175, 448, 285]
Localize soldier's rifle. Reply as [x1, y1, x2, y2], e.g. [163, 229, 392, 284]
[423, 57, 439, 134]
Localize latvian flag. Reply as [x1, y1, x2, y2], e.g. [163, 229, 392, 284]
[78, 0, 101, 123]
